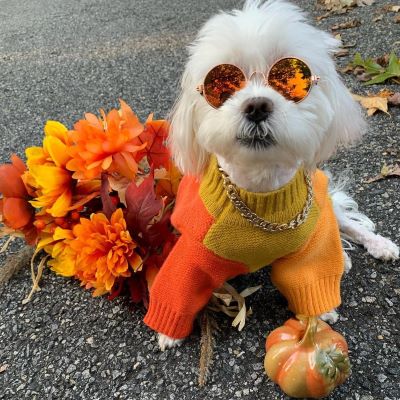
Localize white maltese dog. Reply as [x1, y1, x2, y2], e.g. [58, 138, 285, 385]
[143, 0, 399, 351]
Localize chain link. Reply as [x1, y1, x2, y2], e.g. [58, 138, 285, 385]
[218, 167, 313, 233]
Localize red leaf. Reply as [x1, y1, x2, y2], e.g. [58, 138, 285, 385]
[135, 117, 170, 169]
[125, 175, 163, 233]
[100, 173, 117, 219]
[145, 210, 174, 248]
[128, 276, 144, 304]
[108, 278, 125, 301]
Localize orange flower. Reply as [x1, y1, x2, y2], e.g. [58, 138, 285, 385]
[70, 208, 142, 296]
[66, 100, 146, 180]
[0, 155, 35, 232]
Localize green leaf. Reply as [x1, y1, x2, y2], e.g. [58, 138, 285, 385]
[365, 72, 396, 85]
[352, 53, 384, 75]
[386, 52, 400, 76]
[358, 52, 400, 85]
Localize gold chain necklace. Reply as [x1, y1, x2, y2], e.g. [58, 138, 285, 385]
[218, 167, 314, 232]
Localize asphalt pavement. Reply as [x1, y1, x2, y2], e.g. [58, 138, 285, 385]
[0, 0, 399, 399]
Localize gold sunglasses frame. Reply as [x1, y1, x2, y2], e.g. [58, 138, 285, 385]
[196, 57, 320, 109]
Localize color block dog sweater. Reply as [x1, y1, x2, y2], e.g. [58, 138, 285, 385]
[144, 157, 344, 339]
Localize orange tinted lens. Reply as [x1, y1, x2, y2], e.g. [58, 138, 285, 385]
[203, 64, 246, 108]
[268, 58, 312, 102]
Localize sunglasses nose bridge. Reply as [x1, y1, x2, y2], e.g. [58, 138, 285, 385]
[249, 71, 268, 86]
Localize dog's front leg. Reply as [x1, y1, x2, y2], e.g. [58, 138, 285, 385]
[143, 234, 248, 351]
[158, 333, 184, 351]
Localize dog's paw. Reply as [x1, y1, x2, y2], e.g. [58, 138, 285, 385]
[320, 309, 339, 324]
[158, 333, 183, 351]
[365, 235, 399, 261]
[344, 251, 352, 274]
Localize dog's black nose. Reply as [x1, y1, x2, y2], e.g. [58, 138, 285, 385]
[243, 97, 273, 123]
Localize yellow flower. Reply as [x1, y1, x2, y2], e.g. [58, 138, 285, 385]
[25, 121, 74, 217]
[47, 227, 77, 277]
[70, 209, 142, 296]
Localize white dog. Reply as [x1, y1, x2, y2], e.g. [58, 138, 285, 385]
[143, 0, 399, 351]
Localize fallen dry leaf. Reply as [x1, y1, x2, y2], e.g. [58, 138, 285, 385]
[340, 64, 355, 73]
[388, 92, 400, 105]
[382, 147, 398, 157]
[376, 88, 395, 98]
[208, 282, 261, 331]
[316, 12, 332, 21]
[331, 19, 361, 30]
[335, 48, 350, 57]
[383, 5, 400, 13]
[395, 15, 400, 23]
[0, 364, 8, 373]
[373, 14, 384, 22]
[352, 93, 389, 116]
[320, 0, 374, 11]
[366, 163, 400, 183]
[369, 89, 400, 106]
[376, 54, 390, 66]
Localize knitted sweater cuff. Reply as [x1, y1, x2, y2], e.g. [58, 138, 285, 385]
[144, 297, 195, 339]
[285, 275, 341, 316]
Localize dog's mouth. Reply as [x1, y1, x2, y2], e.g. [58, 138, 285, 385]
[236, 124, 275, 150]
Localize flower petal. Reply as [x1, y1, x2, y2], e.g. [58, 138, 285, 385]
[44, 121, 69, 142]
[2, 197, 33, 229]
[48, 189, 72, 217]
[0, 164, 28, 197]
[43, 136, 70, 167]
[11, 154, 27, 174]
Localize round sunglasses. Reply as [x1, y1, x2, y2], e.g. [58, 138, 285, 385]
[196, 57, 320, 109]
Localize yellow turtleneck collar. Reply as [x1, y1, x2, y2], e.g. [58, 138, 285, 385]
[199, 156, 310, 225]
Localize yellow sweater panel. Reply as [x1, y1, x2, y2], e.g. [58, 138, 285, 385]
[199, 157, 321, 272]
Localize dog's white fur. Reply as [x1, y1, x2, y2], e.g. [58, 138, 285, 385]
[157, 0, 399, 350]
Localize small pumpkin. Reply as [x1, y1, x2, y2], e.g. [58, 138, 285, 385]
[264, 316, 351, 399]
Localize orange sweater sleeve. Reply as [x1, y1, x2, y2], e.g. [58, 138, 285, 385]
[270, 171, 344, 316]
[143, 176, 248, 339]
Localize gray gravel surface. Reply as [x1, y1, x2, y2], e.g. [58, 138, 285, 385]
[0, 0, 399, 399]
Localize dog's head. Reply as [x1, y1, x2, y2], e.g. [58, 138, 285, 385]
[169, 0, 365, 176]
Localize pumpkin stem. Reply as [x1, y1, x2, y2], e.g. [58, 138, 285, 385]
[299, 316, 318, 348]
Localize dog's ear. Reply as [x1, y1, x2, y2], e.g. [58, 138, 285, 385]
[313, 32, 366, 165]
[168, 68, 209, 176]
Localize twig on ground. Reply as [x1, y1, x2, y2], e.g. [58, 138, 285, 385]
[198, 310, 219, 387]
[0, 246, 34, 288]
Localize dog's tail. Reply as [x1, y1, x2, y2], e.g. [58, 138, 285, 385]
[325, 169, 399, 261]
[325, 169, 375, 243]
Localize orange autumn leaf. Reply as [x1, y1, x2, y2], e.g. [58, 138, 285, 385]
[135, 116, 170, 169]
[155, 160, 182, 199]
[145, 263, 160, 291]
